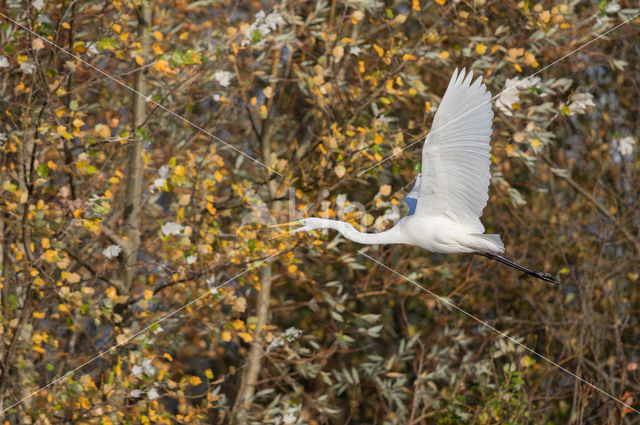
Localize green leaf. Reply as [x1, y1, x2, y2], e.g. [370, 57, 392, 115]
[36, 164, 49, 178]
[96, 37, 119, 51]
[251, 29, 264, 44]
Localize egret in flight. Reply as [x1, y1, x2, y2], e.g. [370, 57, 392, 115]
[272, 68, 558, 284]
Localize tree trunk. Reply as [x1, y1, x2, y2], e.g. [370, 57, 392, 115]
[121, 1, 151, 293]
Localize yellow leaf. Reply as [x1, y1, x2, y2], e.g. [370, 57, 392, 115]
[72, 118, 84, 128]
[358, 61, 365, 73]
[66, 272, 81, 284]
[41, 249, 58, 263]
[33, 311, 45, 319]
[179, 32, 189, 40]
[238, 332, 253, 343]
[221, 331, 231, 342]
[153, 31, 163, 41]
[439, 51, 449, 59]
[402, 54, 415, 61]
[373, 44, 384, 57]
[558, 267, 570, 275]
[374, 134, 383, 144]
[287, 264, 298, 273]
[41, 238, 50, 249]
[513, 63, 522, 72]
[475, 43, 487, 55]
[233, 297, 247, 313]
[174, 165, 186, 176]
[232, 319, 245, 330]
[94, 124, 111, 139]
[412, 0, 421, 11]
[154, 59, 170, 73]
[434, 0, 445, 4]
[214, 170, 223, 182]
[189, 376, 202, 386]
[144, 289, 153, 300]
[135, 56, 144, 66]
[205, 369, 214, 380]
[62, 22, 70, 29]
[539, 10, 550, 23]
[59, 304, 70, 313]
[106, 286, 118, 300]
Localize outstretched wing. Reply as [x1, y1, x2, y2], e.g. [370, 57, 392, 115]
[404, 172, 421, 215]
[415, 68, 494, 232]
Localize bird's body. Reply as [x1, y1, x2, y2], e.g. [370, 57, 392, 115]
[272, 68, 558, 284]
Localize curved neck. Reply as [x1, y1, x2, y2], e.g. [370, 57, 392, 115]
[315, 219, 406, 245]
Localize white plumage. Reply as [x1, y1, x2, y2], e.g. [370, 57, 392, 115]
[272, 68, 557, 283]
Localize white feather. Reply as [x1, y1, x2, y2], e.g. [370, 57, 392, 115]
[414, 68, 494, 233]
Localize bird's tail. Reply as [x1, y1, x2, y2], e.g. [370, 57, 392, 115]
[476, 252, 559, 285]
[470, 233, 504, 253]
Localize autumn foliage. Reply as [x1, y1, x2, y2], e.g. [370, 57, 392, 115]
[1, 0, 639, 423]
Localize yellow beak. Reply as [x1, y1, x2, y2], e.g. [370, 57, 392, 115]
[267, 221, 302, 240]
[267, 221, 302, 228]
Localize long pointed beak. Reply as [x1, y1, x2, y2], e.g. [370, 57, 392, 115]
[267, 220, 301, 241]
[267, 221, 302, 228]
[268, 232, 289, 241]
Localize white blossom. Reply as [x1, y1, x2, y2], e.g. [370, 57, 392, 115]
[267, 336, 284, 351]
[0, 56, 9, 68]
[213, 70, 234, 87]
[19, 62, 36, 74]
[32, 0, 44, 10]
[336, 194, 348, 207]
[495, 77, 540, 116]
[186, 255, 197, 264]
[605, 2, 621, 13]
[161, 222, 184, 236]
[616, 136, 635, 156]
[131, 365, 143, 378]
[284, 327, 302, 341]
[85, 42, 100, 55]
[142, 359, 155, 376]
[213, 93, 221, 101]
[102, 244, 122, 259]
[153, 165, 169, 189]
[147, 388, 159, 400]
[567, 93, 595, 115]
[242, 11, 286, 46]
[282, 407, 298, 424]
[349, 46, 362, 55]
[130, 389, 142, 398]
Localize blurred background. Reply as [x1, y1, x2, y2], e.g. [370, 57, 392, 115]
[0, 0, 639, 423]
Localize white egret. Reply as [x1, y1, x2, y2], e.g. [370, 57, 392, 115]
[272, 68, 558, 284]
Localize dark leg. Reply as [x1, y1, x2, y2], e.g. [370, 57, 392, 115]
[476, 252, 560, 285]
